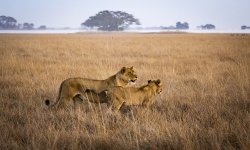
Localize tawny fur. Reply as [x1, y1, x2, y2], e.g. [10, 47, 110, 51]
[107, 79, 162, 111]
[45, 67, 137, 109]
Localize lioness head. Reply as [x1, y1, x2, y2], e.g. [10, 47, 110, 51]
[148, 79, 163, 94]
[118, 66, 138, 84]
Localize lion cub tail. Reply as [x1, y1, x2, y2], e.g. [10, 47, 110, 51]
[44, 81, 64, 108]
[45, 99, 51, 106]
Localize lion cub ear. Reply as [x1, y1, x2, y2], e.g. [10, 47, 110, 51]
[121, 67, 126, 74]
[156, 79, 162, 85]
[148, 80, 152, 83]
[130, 66, 134, 70]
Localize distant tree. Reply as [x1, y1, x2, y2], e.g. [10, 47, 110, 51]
[17, 23, 22, 29]
[23, 23, 34, 30]
[38, 25, 46, 30]
[0, 15, 18, 29]
[81, 10, 140, 31]
[199, 24, 216, 30]
[176, 22, 189, 29]
[241, 25, 247, 30]
[162, 25, 176, 30]
[241, 25, 250, 30]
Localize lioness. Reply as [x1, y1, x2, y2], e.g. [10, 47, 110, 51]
[45, 67, 138, 109]
[107, 79, 162, 111]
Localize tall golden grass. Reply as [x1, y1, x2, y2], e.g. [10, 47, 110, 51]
[0, 33, 249, 149]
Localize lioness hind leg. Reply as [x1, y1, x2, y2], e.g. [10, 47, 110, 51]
[73, 94, 84, 110]
[55, 97, 72, 109]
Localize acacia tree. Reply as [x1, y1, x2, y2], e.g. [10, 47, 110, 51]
[81, 10, 140, 31]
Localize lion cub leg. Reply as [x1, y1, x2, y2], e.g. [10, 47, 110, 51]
[112, 98, 125, 111]
[142, 98, 153, 108]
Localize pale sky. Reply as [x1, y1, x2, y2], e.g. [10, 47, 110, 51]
[1, 0, 250, 29]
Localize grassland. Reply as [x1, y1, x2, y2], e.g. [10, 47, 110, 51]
[0, 33, 249, 149]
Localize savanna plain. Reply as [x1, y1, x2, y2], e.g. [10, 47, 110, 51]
[0, 33, 249, 149]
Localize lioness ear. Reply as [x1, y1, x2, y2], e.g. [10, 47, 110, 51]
[131, 66, 134, 70]
[148, 80, 152, 83]
[121, 67, 126, 74]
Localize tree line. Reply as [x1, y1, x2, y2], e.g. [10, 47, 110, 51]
[162, 22, 189, 30]
[0, 15, 46, 30]
[1, 11, 249, 31]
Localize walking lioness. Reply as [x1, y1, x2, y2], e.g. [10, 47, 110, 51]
[45, 67, 137, 109]
[107, 79, 162, 111]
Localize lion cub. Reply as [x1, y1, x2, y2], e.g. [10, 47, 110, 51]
[107, 79, 162, 111]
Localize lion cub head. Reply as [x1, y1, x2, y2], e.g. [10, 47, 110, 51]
[117, 66, 138, 84]
[147, 79, 163, 94]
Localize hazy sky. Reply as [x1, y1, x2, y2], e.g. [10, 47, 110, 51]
[1, 0, 250, 29]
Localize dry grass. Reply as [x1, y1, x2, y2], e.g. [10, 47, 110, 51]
[0, 33, 250, 149]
